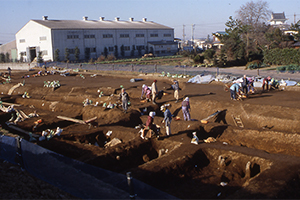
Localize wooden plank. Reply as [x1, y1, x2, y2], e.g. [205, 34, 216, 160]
[6, 122, 39, 138]
[85, 116, 97, 123]
[57, 116, 86, 124]
[1, 102, 21, 106]
[201, 110, 221, 124]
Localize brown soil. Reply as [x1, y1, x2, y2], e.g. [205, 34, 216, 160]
[1, 69, 300, 199]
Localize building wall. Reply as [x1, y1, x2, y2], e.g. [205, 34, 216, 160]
[16, 21, 52, 62]
[51, 28, 174, 60]
[16, 20, 176, 62]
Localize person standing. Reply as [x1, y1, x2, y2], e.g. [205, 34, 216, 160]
[151, 80, 158, 104]
[161, 105, 172, 137]
[241, 75, 249, 96]
[230, 83, 240, 100]
[172, 80, 179, 103]
[181, 97, 191, 121]
[119, 88, 129, 113]
[7, 67, 11, 77]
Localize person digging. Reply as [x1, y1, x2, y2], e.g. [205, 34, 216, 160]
[140, 111, 159, 139]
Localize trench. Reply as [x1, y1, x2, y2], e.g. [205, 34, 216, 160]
[1, 81, 300, 199]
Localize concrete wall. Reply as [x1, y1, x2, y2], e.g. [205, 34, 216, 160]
[0, 63, 32, 70]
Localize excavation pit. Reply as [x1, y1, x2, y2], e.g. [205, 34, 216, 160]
[1, 70, 300, 199]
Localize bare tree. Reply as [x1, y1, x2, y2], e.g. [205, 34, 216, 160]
[236, 0, 272, 29]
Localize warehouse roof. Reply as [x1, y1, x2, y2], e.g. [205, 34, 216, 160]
[30, 17, 173, 30]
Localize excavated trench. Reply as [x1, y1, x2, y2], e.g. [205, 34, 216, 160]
[1, 77, 300, 199]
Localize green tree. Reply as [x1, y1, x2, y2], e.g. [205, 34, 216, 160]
[114, 45, 118, 58]
[5, 52, 10, 63]
[85, 48, 90, 61]
[120, 45, 125, 57]
[131, 45, 135, 57]
[54, 49, 60, 61]
[0, 53, 5, 63]
[37, 51, 44, 64]
[19, 52, 24, 63]
[203, 49, 215, 61]
[222, 16, 247, 61]
[137, 46, 142, 56]
[65, 48, 70, 62]
[290, 20, 300, 41]
[74, 46, 80, 62]
[103, 47, 108, 58]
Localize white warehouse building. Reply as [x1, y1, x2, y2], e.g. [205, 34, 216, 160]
[16, 16, 178, 62]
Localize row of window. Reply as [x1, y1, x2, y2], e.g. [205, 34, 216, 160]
[66, 33, 172, 39]
[18, 33, 172, 43]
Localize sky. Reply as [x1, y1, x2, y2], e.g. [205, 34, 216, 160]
[0, 0, 300, 44]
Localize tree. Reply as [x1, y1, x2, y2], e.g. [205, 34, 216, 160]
[222, 16, 247, 61]
[65, 48, 70, 62]
[74, 46, 80, 62]
[54, 49, 60, 61]
[290, 20, 300, 41]
[5, 52, 10, 63]
[120, 45, 125, 57]
[114, 45, 118, 58]
[236, 0, 272, 30]
[131, 45, 135, 57]
[137, 46, 142, 56]
[85, 48, 90, 61]
[19, 52, 24, 63]
[0, 53, 5, 63]
[37, 51, 44, 64]
[103, 47, 108, 58]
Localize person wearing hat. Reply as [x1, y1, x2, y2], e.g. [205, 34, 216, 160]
[140, 84, 151, 101]
[161, 105, 172, 137]
[262, 76, 271, 91]
[119, 88, 129, 113]
[182, 97, 191, 121]
[172, 80, 179, 103]
[141, 111, 158, 139]
[151, 80, 158, 104]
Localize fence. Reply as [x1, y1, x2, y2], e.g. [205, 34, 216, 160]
[0, 133, 177, 199]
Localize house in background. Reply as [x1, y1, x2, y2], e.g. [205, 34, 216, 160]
[0, 40, 17, 62]
[269, 12, 290, 31]
[16, 16, 178, 62]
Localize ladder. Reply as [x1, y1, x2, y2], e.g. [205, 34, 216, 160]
[232, 115, 244, 128]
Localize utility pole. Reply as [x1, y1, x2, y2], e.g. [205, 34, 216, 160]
[294, 13, 296, 24]
[182, 24, 186, 43]
[191, 24, 195, 50]
[191, 24, 195, 44]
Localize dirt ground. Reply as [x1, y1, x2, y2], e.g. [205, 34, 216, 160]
[1, 68, 300, 199]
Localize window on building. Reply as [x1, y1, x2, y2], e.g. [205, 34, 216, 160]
[108, 47, 114, 51]
[124, 46, 130, 51]
[164, 33, 171, 37]
[69, 49, 75, 54]
[155, 51, 160, 54]
[67, 35, 79, 39]
[137, 45, 145, 50]
[161, 50, 166, 53]
[136, 34, 144, 37]
[40, 36, 47, 41]
[150, 34, 158, 37]
[91, 47, 96, 53]
[19, 39, 25, 43]
[120, 34, 129, 38]
[103, 34, 113, 38]
[21, 51, 26, 56]
[84, 35, 95, 39]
